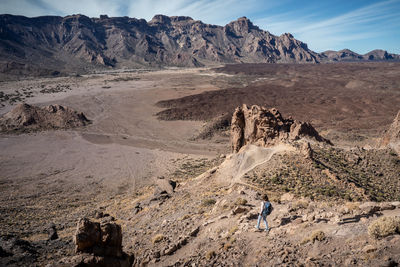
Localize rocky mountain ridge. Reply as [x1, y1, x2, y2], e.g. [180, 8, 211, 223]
[321, 49, 400, 62]
[1, 14, 399, 77]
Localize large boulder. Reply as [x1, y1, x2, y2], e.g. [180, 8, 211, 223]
[230, 104, 331, 152]
[74, 218, 102, 254]
[74, 218, 122, 258]
[379, 110, 400, 154]
[54, 218, 132, 267]
[0, 103, 90, 133]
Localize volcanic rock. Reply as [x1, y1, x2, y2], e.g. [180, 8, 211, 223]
[0, 14, 319, 76]
[230, 104, 331, 152]
[1, 14, 399, 77]
[379, 110, 400, 154]
[74, 218, 102, 254]
[0, 235, 38, 266]
[0, 103, 90, 133]
[74, 218, 122, 257]
[48, 223, 58, 241]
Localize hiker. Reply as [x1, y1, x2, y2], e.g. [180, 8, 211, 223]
[256, 194, 272, 232]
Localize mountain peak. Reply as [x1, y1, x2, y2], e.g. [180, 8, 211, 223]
[0, 13, 398, 75]
[150, 14, 171, 24]
[225, 16, 258, 36]
[150, 14, 194, 25]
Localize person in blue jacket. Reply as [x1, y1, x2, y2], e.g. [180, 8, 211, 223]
[256, 194, 271, 232]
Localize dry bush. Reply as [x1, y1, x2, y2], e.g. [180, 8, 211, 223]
[345, 202, 361, 211]
[152, 234, 165, 244]
[228, 225, 238, 237]
[291, 199, 309, 211]
[179, 214, 191, 221]
[301, 230, 326, 244]
[235, 197, 248, 206]
[368, 216, 400, 239]
[201, 198, 216, 207]
[223, 242, 232, 251]
[205, 250, 216, 260]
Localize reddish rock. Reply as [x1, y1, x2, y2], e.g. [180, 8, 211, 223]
[230, 104, 331, 152]
[74, 218, 101, 253]
[74, 218, 123, 258]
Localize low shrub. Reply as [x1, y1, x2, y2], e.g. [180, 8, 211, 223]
[205, 250, 216, 260]
[301, 230, 326, 244]
[152, 234, 165, 244]
[201, 198, 216, 207]
[368, 216, 400, 239]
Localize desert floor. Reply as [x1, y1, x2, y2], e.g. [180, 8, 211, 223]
[0, 63, 399, 266]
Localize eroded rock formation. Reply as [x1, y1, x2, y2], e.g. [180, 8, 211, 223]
[0, 103, 90, 133]
[58, 218, 133, 267]
[231, 104, 331, 152]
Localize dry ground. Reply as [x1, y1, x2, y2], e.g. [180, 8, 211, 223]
[0, 63, 399, 266]
[157, 62, 400, 146]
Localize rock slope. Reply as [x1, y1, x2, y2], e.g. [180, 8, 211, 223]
[380, 110, 400, 154]
[2, 14, 398, 77]
[230, 104, 331, 152]
[0, 14, 320, 75]
[0, 103, 90, 133]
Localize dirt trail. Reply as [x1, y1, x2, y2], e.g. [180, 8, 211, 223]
[215, 144, 295, 185]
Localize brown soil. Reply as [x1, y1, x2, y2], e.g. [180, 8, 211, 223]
[0, 66, 399, 266]
[156, 62, 400, 146]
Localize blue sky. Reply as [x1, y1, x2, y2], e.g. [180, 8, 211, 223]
[1, 0, 399, 54]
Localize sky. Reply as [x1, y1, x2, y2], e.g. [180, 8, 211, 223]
[1, 0, 399, 54]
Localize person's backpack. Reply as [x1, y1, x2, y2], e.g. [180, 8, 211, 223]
[263, 201, 273, 216]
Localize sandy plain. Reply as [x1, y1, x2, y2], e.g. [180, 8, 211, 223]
[0, 68, 230, 244]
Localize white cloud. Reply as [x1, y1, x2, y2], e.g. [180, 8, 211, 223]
[127, 0, 271, 24]
[0, 0, 49, 17]
[255, 0, 400, 52]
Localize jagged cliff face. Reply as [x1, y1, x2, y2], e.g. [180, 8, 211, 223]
[1, 14, 398, 76]
[0, 14, 320, 74]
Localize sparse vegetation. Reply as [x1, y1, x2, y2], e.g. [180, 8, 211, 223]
[201, 198, 216, 207]
[106, 76, 141, 82]
[234, 197, 248, 206]
[152, 234, 165, 244]
[368, 216, 400, 239]
[302, 230, 326, 244]
[291, 200, 309, 211]
[205, 250, 216, 260]
[245, 145, 400, 202]
[170, 157, 223, 181]
[40, 84, 71, 94]
[228, 225, 238, 237]
[345, 202, 361, 212]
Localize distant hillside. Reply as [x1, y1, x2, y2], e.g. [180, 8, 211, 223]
[321, 49, 400, 62]
[0, 14, 399, 76]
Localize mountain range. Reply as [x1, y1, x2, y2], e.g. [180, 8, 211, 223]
[0, 14, 399, 76]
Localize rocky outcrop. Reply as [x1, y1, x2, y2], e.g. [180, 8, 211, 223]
[57, 218, 134, 267]
[74, 218, 123, 257]
[0, 103, 90, 133]
[231, 104, 331, 152]
[379, 110, 400, 154]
